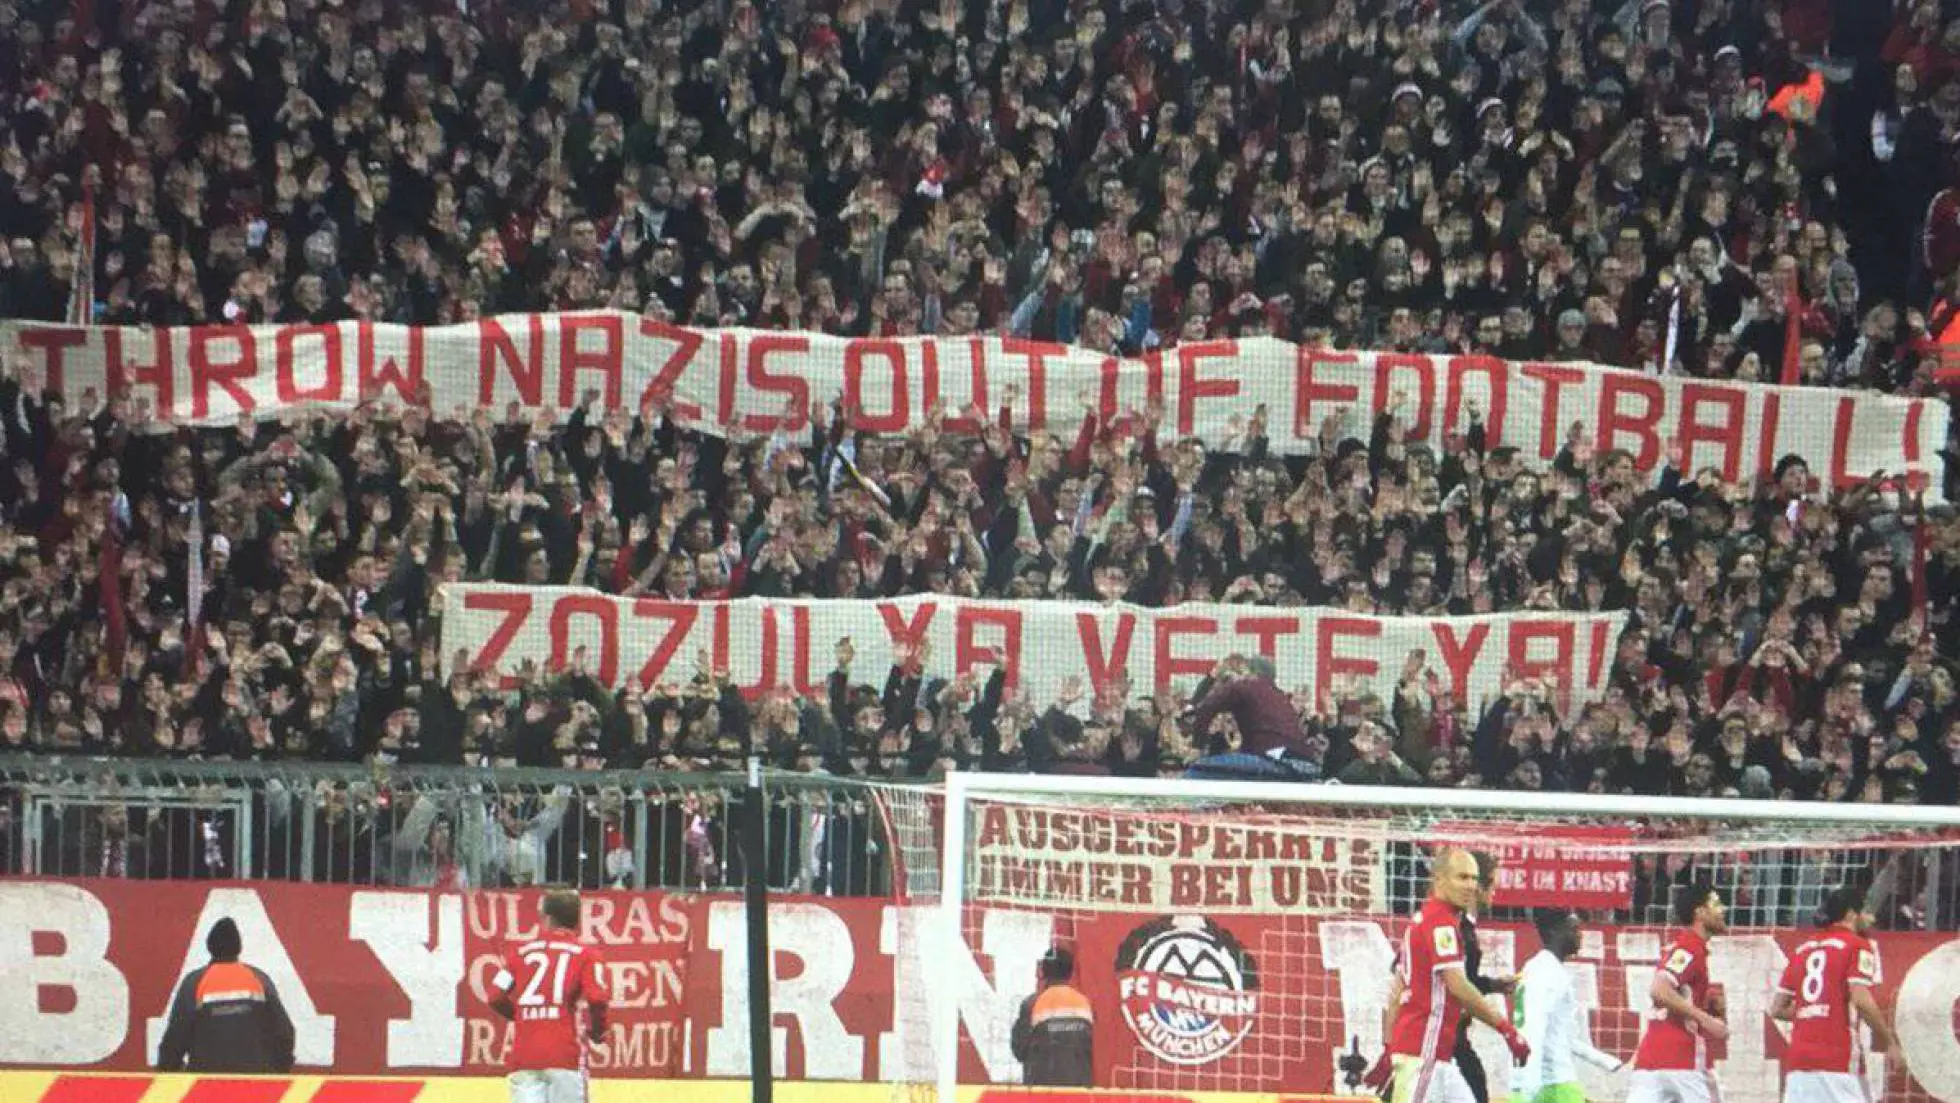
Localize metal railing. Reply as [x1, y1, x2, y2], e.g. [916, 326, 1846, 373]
[0, 756, 914, 895]
[7, 756, 1954, 931]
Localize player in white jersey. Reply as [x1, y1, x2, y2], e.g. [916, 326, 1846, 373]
[1510, 909, 1625, 1103]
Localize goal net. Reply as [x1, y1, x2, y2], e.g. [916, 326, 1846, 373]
[933, 773, 1960, 1103]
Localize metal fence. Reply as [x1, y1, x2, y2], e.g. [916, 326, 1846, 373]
[7, 756, 1955, 931]
[0, 756, 917, 895]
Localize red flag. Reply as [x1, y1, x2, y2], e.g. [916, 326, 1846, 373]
[1779, 282, 1804, 385]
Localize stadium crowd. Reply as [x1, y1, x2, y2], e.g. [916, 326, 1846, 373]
[0, 0, 1956, 817]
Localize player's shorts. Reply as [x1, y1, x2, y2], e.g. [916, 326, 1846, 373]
[1784, 1072, 1868, 1103]
[1627, 1069, 1719, 1103]
[1509, 1084, 1586, 1103]
[509, 1068, 588, 1103]
[1392, 1055, 1476, 1103]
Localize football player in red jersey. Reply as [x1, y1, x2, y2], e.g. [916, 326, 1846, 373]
[1771, 885, 1901, 1103]
[1629, 883, 1730, 1103]
[490, 890, 611, 1103]
[1378, 848, 1531, 1103]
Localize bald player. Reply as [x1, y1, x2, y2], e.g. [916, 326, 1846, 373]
[1378, 849, 1532, 1103]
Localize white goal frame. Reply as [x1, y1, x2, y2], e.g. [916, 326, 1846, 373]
[935, 771, 1960, 1103]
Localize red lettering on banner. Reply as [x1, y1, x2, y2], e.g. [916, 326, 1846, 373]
[1826, 395, 1922, 492]
[1292, 348, 1360, 437]
[628, 600, 699, 688]
[715, 604, 779, 699]
[1002, 338, 1057, 429]
[549, 592, 620, 686]
[717, 331, 739, 427]
[1508, 620, 1576, 701]
[1755, 391, 1783, 483]
[1314, 616, 1381, 710]
[1903, 399, 1928, 492]
[1177, 341, 1240, 436]
[1520, 363, 1585, 460]
[1445, 355, 1508, 446]
[478, 315, 546, 407]
[1235, 616, 1298, 664]
[275, 325, 343, 404]
[957, 606, 1023, 688]
[1137, 351, 1168, 427]
[635, 319, 706, 422]
[1430, 622, 1490, 702]
[741, 333, 812, 434]
[17, 327, 88, 394]
[1828, 396, 1867, 491]
[1094, 355, 1123, 425]
[1596, 373, 1663, 470]
[1588, 619, 1611, 688]
[1077, 612, 1136, 701]
[877, 602, 938, 658]
[1151, 616, 1216, 694]
[104, 328, 175, 416]
[178, 1078, 293, 1103]
[788, 606, 822, 698]
[923, 341, 990, 435]
[1677, 383, 1745, 481]
[1373, 353, 1436, 439]
[188, 328, 258, 419]
[356, 320, 425, 406]
[844, 341, 909, 433]
[558, 313, 624, 410]
[463, 590, 535, 679]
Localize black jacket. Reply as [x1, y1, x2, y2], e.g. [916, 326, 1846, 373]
[1454, 913, 1492, 1103]
[1010, 983, 1095, 1087]
[157, 960, 297, 1073]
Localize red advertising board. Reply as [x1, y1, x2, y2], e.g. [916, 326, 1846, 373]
[2, 879, 1957, 1103]
[1432, 822, 1637, 908]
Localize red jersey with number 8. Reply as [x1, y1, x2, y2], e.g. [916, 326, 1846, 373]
[1776, 930, 1880, 1073]
[493, 936, 610, 1071]
[1633, 929, 1711, 1071]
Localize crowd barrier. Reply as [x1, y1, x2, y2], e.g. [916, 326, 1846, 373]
[0, 755, 924, 895]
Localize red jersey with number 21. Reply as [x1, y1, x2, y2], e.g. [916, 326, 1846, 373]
[1389, 897, 1468, 1062]
[494, 936, 610, 1071]
[1634, 928, 1711, 1071]
[1777, 930, 1880, 1074]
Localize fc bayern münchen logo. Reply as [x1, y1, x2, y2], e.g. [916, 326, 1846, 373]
[1114, 915, 1260, 1066]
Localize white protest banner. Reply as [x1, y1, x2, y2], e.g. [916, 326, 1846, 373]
[966, 803, 1389, 915]
[437, 586, 1629, 714]
[1, 315, 1944, 499]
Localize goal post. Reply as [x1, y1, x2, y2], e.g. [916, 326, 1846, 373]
[936, 772, 1960, 1103]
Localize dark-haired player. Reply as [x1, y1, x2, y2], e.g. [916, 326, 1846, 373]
[1629, 883, 1729, 1103]
[1510, 909, 1625, 1103]
[1771, 886, 1901, 1103]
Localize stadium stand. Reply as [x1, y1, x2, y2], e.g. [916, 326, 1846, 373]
[0, 0, 1954, 813]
